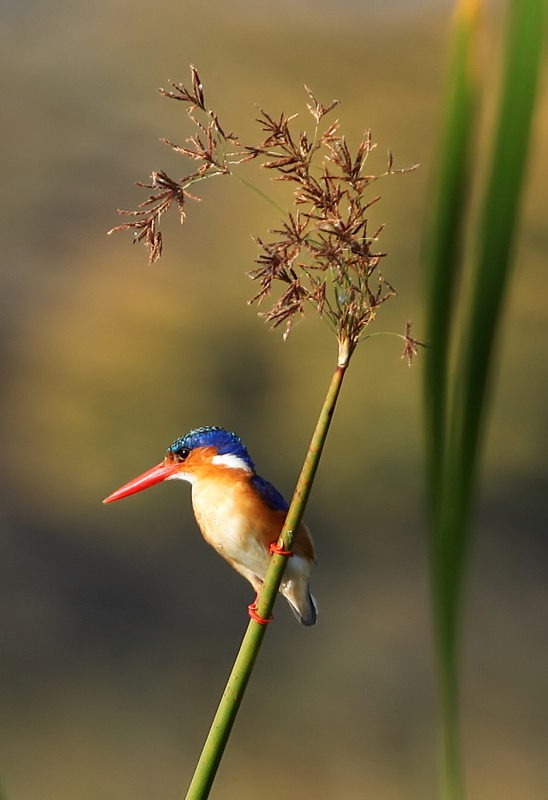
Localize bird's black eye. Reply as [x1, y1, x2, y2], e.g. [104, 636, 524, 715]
[173, 447, 190, 463]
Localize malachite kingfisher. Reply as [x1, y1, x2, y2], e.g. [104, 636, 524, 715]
[103, 426, 317, 626]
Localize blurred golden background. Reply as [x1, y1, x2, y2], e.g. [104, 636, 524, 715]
[1, 1, 547, 798]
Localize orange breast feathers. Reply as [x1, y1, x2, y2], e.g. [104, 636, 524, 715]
[189, 465, 315, 568]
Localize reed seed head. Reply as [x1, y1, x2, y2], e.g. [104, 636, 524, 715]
[109, 67, 419, 359]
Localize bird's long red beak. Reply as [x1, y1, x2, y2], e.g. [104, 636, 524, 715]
[103, 461, 179, 504]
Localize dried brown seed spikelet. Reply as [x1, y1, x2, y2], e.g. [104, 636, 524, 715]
[108, 66, 254, 263]
[245, 89, 416, 359]
[109, 68, 418, 362]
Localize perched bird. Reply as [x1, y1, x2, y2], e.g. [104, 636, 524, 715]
[103, 426, 317, 626]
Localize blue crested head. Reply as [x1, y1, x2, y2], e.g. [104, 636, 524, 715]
[167, 426, 255, 471]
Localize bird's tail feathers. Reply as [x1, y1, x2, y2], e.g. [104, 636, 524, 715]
[288, 585, 318, 627]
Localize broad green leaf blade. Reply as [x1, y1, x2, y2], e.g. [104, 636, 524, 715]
[428, 1, 547, 799]
[451, 0, 547, 501]
[423, 0, 481, 507]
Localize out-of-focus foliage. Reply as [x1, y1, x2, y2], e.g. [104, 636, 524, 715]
[0, 1, 547, 799]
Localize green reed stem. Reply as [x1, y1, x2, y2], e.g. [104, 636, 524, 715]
[184, 353, 349, 800]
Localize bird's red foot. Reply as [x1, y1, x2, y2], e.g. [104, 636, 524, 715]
[269, 542, 293, 557]
[248, 597, 273, 625]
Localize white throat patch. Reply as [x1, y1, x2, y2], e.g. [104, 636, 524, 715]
[211, 454, 253, 472]
[166, 471, 195, 484]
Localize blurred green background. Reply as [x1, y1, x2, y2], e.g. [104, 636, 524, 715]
[1, 1, 547, 798]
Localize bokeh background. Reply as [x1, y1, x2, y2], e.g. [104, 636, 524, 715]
[1, 1, 547, 798]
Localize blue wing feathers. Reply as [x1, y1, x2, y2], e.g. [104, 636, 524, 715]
[251, 474, 289, 512]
